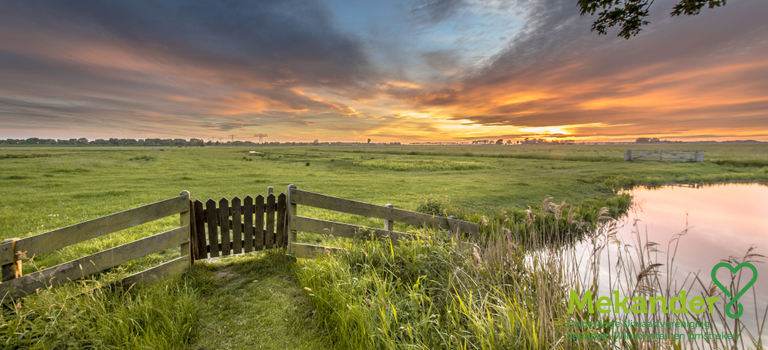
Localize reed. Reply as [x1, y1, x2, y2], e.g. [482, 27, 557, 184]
[295, 202, 766, 349]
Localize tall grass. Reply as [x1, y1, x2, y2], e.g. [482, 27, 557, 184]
[414, 194, 632, 245]
[0, 273, 201, 349]
[295, 203, 766, 349]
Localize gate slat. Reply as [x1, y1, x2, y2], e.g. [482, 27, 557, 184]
[266, 194, 276, 248]
[276, 193, 286, 247]
[194, 200, 207, 259]
[254, 195, 265, 251]
[232, 197, 242, 254]
[219, 198, 231, 256]
[244, 196, 254, 253]
[205, 199, 219, 258]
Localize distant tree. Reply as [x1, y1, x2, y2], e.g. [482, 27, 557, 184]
[578, 0, 726, 39]
[496, 139, 504, 145]
[367, 138, 371, 144]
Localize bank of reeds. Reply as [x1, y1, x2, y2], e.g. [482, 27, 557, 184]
[296, 203, 766, 349]
[415, 194, 632, 245]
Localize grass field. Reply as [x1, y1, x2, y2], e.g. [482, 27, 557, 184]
[3, 144, 767, 237]
[1, 144, 767, 349]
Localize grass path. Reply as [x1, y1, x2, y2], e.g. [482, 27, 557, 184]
[189, 250, 332, 350]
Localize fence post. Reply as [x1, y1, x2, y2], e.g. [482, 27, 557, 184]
[697, 151, 704, 162]
[624, 150, 631, 161]
[286, 184, 297, 254]
[179, 191, 192, 265]
[0, 238, 21, 282]
[384, 204, 394, 231]
[268, 186, 274, 196]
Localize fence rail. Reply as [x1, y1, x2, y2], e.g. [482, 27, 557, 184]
[286, 185, 479, 259]
[0, 191, 192, 298]
[292, 216, 413, 242]
[290, 189, 478, 235]
[624, 150, 704, 162]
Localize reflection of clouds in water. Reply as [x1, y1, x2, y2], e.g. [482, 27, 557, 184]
[586, 184, 768, 344]
[620, 184, 767, 282]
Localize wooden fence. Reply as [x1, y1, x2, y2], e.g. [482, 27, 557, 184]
[191, 190, 287, 259]
[0, 191, 193, 298]
[624, 150, 704, 162]
[285, 185, 479, 259]
[1, 186, 480, 298]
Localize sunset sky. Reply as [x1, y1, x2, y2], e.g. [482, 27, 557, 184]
[1, 0, 766, 143]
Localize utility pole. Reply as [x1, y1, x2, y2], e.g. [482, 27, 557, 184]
[254, 133, 268, 144]
[229, 135, 235, 143]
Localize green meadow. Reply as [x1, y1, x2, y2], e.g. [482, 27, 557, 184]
[1, 144, 767, 349]
[4, 144, 767, 236]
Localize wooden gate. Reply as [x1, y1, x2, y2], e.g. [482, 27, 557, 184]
[191, 189, 287, 259]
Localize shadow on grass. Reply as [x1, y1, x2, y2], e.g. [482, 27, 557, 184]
[189, 249, 333, 350]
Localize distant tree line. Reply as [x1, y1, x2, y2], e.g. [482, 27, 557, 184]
[0, 137, 211, 146]
[0, 138, 402, 147]
[471, 139, 515, 145]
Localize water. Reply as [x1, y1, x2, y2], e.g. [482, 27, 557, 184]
[579, 183, 768, 345]
[619, 184, 767, 301]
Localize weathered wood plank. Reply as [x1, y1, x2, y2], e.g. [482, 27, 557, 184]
[265, 194, 276, 248]
[0, 195, 188, 263]
[287, 185, 297, 255]
[243, 196, 254, 253]
[179, 191, 191, 263]
[0, 226, 188, 298]
[194, 200, 207, 259]
[206, 199, 219, 258]
[292, 216, 412, 242]
[254, 195, 264, 251]
[188, 200, 197, 261]
[291, 190, 478, 235]
[276, 193, 287, 248]
[219, 198, 231, 256]
[232, 197, 242, 255]
[0, 238, 21, 282]
[291, 243, 346, 259]
[384, 204, 394, 231]
[122, 256, 189, 289]
[1, 264, 17, 282]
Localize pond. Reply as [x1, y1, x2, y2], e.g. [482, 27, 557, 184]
[620, 183, 767, 281]
[579, 183, 768, 345]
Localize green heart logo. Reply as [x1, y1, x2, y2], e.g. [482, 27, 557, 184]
[711, 262, 758, 319]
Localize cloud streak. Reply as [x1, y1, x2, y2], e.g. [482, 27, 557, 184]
[0, 0, 766, 141]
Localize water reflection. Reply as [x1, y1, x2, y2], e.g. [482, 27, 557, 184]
[617, 184, 767, 300]
[585, 183, 768, 345]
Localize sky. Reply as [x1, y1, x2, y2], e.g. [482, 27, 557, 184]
[0, 0, 766, 143]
